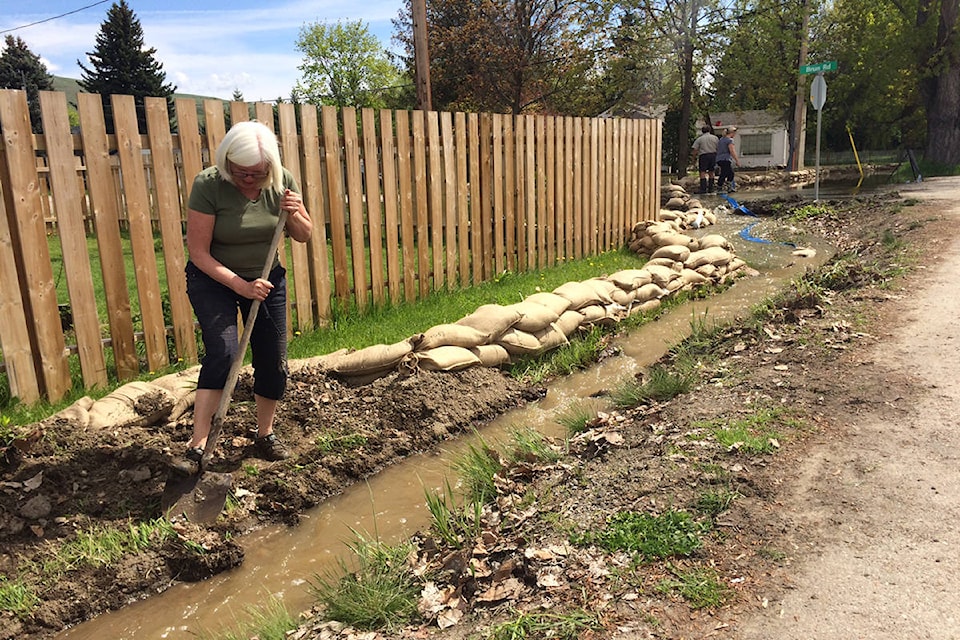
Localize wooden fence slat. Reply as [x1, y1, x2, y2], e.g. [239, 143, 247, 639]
[378, 109, 402, 304]
[535, 116, 547, 269]
[545, 116, 556, 266]
[39, 92, 109, 388]
[361, 108, 386, 305]
[492, 114, 505, 275]
[230, 101, 250, 124]
[412, 111, 430, 297]
[112, 94, 168, 373]
[564, 117, 574, 261]
[77, 93, 138, 381]
[454, 112, 470, 286]
[426, 111, 444, 291]
[279, 102, 315, 331]
[203, 99, 226, 158]
[552, 117, 564, 264]
[467, 113, 482, 286]
[0, 90, 71, 400]
[524, 115, 536, 271]
[395, 110, 417, 302]
[0, 94, 41, 402]
[298, 105, 332, 323]
[254, 102, 273, 127]
[321, 106, 351, 304]
[479, 113, 493, 280]
[503, 116, 516, 273]
[343, 107, 369, 309]
[440, 111, 458, 287]
[513, 116, 527, 272]
[145, 97, 198, 365]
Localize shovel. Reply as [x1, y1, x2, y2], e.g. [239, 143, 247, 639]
[162, 210, 289, 523]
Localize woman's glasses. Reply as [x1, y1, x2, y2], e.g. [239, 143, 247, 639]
[230, 165, 270, 181]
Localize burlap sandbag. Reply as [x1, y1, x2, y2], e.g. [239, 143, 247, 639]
[696, 263, 718, 278]
[651, 244, 691, 263]
[497, 327, 543, 355]
[608, 269, 652, 290]
[664, 196, 685, 209]
[419, 323, 492, 350]
[456, 304, 522, 336]
[652, 231, 698, 249]
[633, 298, 661, 314]
[87, 381, 176, 430]
[507, 301, 561, 333]
[646, 257, 682, 270]
[584, 278, 619, 303]
[679, 268, 709, 287]
[610, 287, 635, 306]
[289, 349, 350, 374]
[644, 264, 680, 287]
[415, 346, 482, 372]
[151, 367, 201, 420]
[698, 234, 731, 250]
[634, 282, 667, 303]
[326, 337, 418, 375]
[578, 304, 607, 324]
[685, 246, 733, 269]
[470, 344, 511, 367]
[535, 323, 569, 352]
[555, 309, 584, 336]
[553, 281, 607, 310]
[522, 291, 572, 315]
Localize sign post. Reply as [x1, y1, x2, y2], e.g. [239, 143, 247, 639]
[801, 61, 835, 201]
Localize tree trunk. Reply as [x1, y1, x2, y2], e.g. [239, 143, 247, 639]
[676, 0, 700, 178]
[922, 0, 960, 164]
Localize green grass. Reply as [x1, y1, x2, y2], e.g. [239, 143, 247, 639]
[308, 530, 419, 631]
[198, 595, 296, 640]
[452, 438, 503, 505]
[424, 479, 484, 547]
[694, 489, 739, 518]
[489, 609, 602, 639]
[0, 575, 39, 620]
[508, 325, 607, 383]
[315, 431, 369, 453]
[506, 426, 562, 463]
[610, 362, 698, 408]
[656, 566, 730, 609]
[46, 519, 176, 574]
[694, 406, 797, 455]
[554, 400, 599, 434]
[572, 510, 706, 560]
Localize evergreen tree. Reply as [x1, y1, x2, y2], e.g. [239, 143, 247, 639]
[78, 0, 176, 133]
[0, 36, 55, 133]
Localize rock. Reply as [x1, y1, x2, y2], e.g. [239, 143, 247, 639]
[20, 494, 52, 520]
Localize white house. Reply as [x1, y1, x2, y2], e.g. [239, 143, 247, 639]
[699, 110, 789, 169]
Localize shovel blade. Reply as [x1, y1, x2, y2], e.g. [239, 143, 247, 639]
[161, 471, 233, 524]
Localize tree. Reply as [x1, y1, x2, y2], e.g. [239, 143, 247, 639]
[393, 0, 599, 115]
[918, 0, 960, 165]
[0, 36, 54, 132]
[78, 0, 175, 133]
[295, 20, 404, 108]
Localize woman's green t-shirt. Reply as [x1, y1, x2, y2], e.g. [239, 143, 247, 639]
[187, 167, 300, 278]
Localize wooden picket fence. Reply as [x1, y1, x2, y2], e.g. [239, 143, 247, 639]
[0, 88, 662, 404]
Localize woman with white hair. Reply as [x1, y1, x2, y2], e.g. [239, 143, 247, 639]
[171, 121, 313, 475]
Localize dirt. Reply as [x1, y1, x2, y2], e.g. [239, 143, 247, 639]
[1, 178, 958, 639]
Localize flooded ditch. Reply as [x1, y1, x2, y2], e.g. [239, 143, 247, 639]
[56, 200, 835, 640]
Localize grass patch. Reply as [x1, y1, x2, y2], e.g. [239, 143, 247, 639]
[452, 438, 503, 504]
[308, 531, 419, 631]
[554, 400, 598, 434]
[315, 431, 368, 454]
[45, 519, 176, 575]
[506, 426, 562, 463]
[572, 510, 705, 560]
[696, 406, 795, 455]
[656, 566, 730, 609]
[610, 362, 697, 408]
[424, 479, 483, 547]
[694, 489, 739, 518]
[508, 325, 607, 383]
[489, 609, 602, 639]
[199, 594, 295, 640]
[0, 575, 39, 619]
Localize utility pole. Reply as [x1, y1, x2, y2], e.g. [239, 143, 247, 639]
[790, 0, 811, 171]
[412, 0, 433, 111]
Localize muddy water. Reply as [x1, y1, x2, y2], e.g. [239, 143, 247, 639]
[58, 211, 833, 640]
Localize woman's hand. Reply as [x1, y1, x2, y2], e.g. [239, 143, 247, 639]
[283, 189, 313, 242]
[238, 277, 274, 301]
[281, 189, 302, 214]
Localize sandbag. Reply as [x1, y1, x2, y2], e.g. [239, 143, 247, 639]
[651, 244, 691, 263]
[634, 283, 667, 303]
[87, 381, 176, 430]
[497, 328, 542, 355]
[698, 234, 731, 250]
[646, 257, 682, 270]
[535, 323, 569, 352]
[608, 269, 652, 291]
[419, 323, 492, 350]
[507, 301, 561, 333]
[664, 196, 685, 209]
[326, 338, 418, 376]
[470, 344, 511, 367]
[553, 281, 607, 310]
[679, 269, 709, 287]
[456, 304, 522, 336]
[578, 304, 607, 324]
[555, 309, 584, 336]
[151, 367, 201, 420]
[522, 291, 572, 315]
[643, 264, 680, 287]
[610, 287, 636, 306]
[651, 231, 698, 249]
[685, 246, 733, 269]
[415, 346, 482, 372]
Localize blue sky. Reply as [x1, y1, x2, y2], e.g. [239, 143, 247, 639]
[2, 1, 404, 101]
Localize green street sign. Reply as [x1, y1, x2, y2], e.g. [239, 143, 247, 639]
[800, 60, 838, 75]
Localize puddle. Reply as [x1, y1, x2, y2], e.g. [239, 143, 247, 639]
[57, 213, 833, 640]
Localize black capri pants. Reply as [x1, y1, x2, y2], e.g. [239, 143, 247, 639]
[186, 260, 288, 400]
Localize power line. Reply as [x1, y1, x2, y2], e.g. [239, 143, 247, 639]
[0, 1, 111, 36]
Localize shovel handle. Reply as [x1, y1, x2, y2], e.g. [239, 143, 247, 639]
[201, 209, 289, 468]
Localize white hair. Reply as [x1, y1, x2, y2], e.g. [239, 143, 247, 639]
[214, 121, 284, 194]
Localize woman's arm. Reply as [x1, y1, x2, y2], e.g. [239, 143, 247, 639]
[281, 189, 313, 243]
